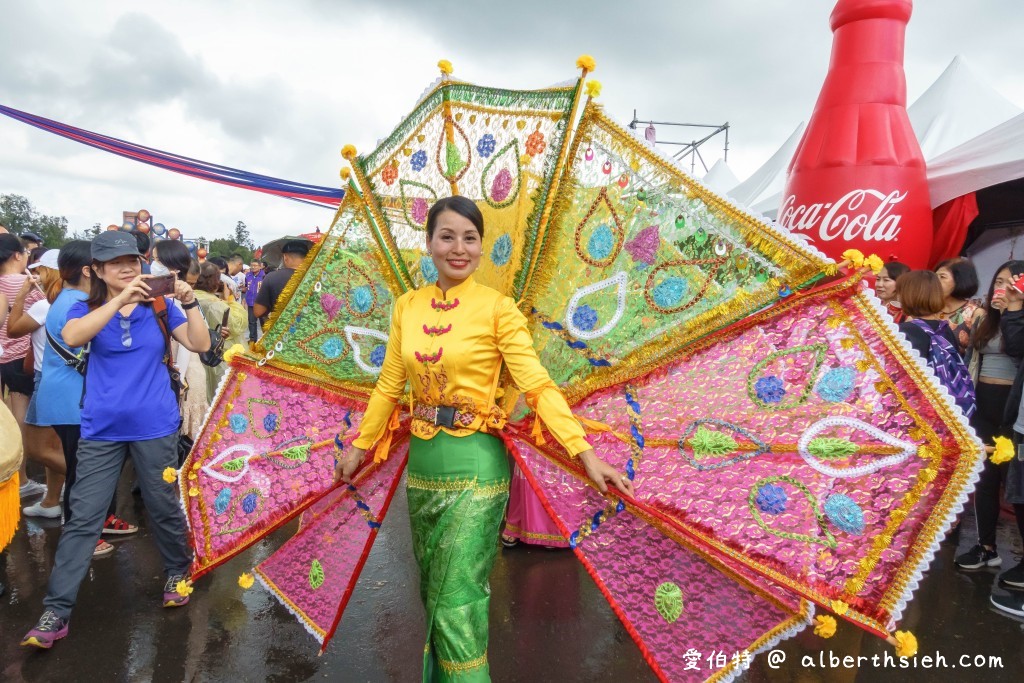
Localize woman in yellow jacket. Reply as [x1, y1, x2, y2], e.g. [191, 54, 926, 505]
[336, 197, 632, 682]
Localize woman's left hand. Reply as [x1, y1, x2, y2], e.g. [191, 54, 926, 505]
[578, 449, 634, 497]
[174, 279, 196, 304]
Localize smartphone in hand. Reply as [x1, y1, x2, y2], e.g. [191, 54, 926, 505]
[146, 274, 176, 297]
[1011, 274, 1024, 295]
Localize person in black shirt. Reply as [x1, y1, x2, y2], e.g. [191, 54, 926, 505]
[252, 240, 310, 323]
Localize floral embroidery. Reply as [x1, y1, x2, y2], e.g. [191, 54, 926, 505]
[431, 298, 459, 311]
[490, 233, 512, 267]
[476, 133, 496, 158]
[654, 582, 684, 623]
[381, 162, 398, 186]
[490, 168, 513, 203]
[349, 286, 374, 314]
[816, 366, 857, 403]
[755, 482, 787, 514]
[754, 376, 786, 404]
[214, 488, 231, 515]
[824, 494, 865, 535]
[586, 224, 616, 262]
[263, 413, 279, 433]
[320, 336, 344, 360]
[369, 344, 387, 367]
[415, 348, 444, 364]
[571, 305, 599, 332]
[228, 414, 248, 434]
[624, 225, 660, 265]
[525, 130, 546, 156]
[411, 197, 429, 225]
[423, 324, 453, 336]
[651, 277, 688, 309]
[420, 256, 438, 283]
[410, 150, 427, 171]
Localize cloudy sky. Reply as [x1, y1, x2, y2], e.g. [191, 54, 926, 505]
[1, 0, 1022, 246]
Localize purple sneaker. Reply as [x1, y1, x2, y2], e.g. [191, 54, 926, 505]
[21, 610, 69, 649]
[163, 573, 192, 607]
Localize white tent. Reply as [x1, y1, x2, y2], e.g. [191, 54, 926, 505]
[908, 55, 1022, 161]
[927, 112, 1024, 207]
[726, 123, 805, 219]
[701, 159, 740, 194]
[729, 56, 1023, 218]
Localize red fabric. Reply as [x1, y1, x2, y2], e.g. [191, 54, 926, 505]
[929, 192, 980, 267]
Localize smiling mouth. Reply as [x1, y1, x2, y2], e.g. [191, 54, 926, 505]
[448, 260, 469, 268]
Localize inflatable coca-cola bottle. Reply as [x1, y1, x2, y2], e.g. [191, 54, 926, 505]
[778, 0, 932, 267]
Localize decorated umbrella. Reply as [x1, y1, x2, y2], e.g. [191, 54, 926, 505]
[177, 57, 981, 681]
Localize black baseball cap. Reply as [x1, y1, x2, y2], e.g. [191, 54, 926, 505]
[21, 231, 44, 244]
[92, 231, 143, 262]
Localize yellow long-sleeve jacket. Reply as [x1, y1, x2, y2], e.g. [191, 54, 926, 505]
[353, 276, 590, 457]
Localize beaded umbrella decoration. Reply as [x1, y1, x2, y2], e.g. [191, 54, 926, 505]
[176, 58, 981, 680]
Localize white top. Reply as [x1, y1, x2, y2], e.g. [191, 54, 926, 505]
[27, 299, 51, 373]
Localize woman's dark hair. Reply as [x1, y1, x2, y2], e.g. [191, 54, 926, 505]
[881, 261, 910, 281]
[131, 229, 151, 257]
[196, 261, 223, 293]
[935, 257, 980, 300]
[425, 196, 484, 239]
[28, 246, 48, 266]
[0, 233, 24, 265]
[85, 257, 146, 310]
[973, 260, 1024, 352]
[57, 240, 92, 288]
[896, 271, 944, 318]
[153, 240, 193, 279]
[187, 258, 201, 281]
[207, 256, 228, 273]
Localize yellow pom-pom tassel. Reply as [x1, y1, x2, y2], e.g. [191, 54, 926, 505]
[238, 572, 255, 590]
[813, 614, 837, 638]
[175, 580, 194, 597]
[188, 487, 200, 497]
[341, 144, 358, 161]
[841, 249, 865, 268]
[830, 599, 849, 616]
[340, 167, 351, 181]
[223, 344, 245, 364]
[437, 59, 453, 75]
[865, 254, 884, 274]
[585, 80, 602, 98]
[991, 435, 1014, 464]
[576, 54, 596, 72]
[162, 467, 177, 484]
[893, 630, 918, 658]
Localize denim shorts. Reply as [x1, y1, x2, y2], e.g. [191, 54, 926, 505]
[25, 370, 43, 425]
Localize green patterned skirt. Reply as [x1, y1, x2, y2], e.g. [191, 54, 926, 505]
[407, 430, 511, 682]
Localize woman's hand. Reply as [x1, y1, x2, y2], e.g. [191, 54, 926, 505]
[578, 449, 634, 497]
[334, 446, 367, 484]
[115, 275, 153, 306]
[19, 273, 39, 295]
[173, 278, 196, 304]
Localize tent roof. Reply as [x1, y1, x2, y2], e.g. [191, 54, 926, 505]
[726, 123, 805, 211]
[927, 112, 1024, 207]
[701, 159, 740, 194]
[909, 55, 1022, 161]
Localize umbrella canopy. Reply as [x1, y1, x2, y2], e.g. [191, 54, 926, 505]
[260, 236, 313, 269]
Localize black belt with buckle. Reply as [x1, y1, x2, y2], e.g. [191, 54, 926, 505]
[413, 404, 473, 429]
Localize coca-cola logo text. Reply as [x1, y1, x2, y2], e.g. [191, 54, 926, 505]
[778, 189, 907, 242]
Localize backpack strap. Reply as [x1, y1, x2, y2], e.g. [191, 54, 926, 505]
[152, 297, 182, 405]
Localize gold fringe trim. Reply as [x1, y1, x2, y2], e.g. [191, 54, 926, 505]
[406, 475, 508, 498]
[0, 472, 20, 550]
[438, 650, 488, 675]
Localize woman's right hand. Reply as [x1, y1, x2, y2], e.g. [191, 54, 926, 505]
[115, 275, 153, 306]
[334, 446, 367, 484]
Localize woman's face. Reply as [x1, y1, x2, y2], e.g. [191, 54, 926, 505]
[935, 267, 956, 299]
[426, 210, 482, 286]
[96, 255, 141, 292]
[875, 267, 898, 303]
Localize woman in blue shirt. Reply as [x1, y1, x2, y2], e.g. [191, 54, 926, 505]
[21, 231, 211, 649]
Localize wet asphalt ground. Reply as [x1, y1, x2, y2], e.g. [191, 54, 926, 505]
[1, 467, 1022, 683]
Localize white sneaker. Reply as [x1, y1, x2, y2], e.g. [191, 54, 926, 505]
[22, 502, 62, 519]
[19, 480, 47, 499]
